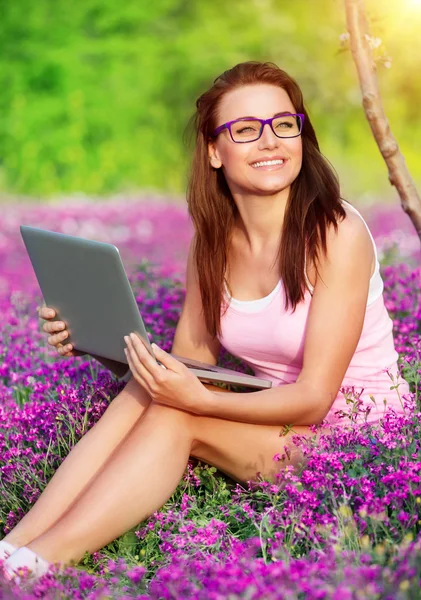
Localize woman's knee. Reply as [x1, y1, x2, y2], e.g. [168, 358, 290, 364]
[142, 400, 195, 438]
[105, 380, 225, 436]
[106, 376, 153, 420]
[78, 379, 152, 452]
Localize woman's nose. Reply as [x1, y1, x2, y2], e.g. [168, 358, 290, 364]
[258, 122, 281, 148]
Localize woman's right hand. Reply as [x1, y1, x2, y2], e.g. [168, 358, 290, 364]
[37, 306, 87, 358]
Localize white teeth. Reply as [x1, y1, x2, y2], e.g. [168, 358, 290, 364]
[251, 159, 284, 168]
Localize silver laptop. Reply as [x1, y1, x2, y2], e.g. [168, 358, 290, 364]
[20, 225, 272, 390]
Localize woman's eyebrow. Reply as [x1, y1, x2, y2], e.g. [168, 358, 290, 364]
[273, 111, 295, 117]
[235, 111, 295, 119]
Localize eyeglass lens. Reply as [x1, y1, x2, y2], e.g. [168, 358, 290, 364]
[231, 115, 302, 142]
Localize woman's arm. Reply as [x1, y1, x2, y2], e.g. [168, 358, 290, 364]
[171, 238, 221, 365]
[201, 382, 329, 426]
[200, 213, 374, 428]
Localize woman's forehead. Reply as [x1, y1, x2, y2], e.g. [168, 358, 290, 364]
[217, 84, 295, 121]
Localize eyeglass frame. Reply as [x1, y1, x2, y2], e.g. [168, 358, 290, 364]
[211, 113, 305, 143]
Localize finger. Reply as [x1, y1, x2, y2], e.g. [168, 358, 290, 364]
[39, 307, 56, 319]
[124, 342, 155, 386]
[125, 333, 165, 375]
[58, 344, 77, 357]
[56, 343, 67, 356]
[60, 347, 77, 357]
[150, 343, 181, 372]
[47, 330, 69, 347]
[125, 346, 151, 391]
[43, 321, 66, 335]
[126, 334, 163, 378]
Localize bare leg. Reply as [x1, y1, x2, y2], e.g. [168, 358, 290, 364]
[18, 386, 325, 568]
[26, 401, 193, 566]
[2, 376, 152, 548]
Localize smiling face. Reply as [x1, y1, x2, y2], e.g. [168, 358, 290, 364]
[208, 84, 303, 198]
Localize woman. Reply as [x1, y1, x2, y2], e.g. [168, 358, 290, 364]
[1, 61, 410, 583]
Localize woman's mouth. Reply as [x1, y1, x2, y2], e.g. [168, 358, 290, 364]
[250, 159, 287, 171]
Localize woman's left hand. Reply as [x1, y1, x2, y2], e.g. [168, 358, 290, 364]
[124, 332, 211, 414]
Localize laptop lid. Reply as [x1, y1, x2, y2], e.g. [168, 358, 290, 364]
[20, 225, 272, 389]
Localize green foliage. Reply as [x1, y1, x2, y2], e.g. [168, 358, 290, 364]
[0, 0, 420, 198]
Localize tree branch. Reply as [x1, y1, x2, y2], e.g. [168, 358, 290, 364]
[344, 0, 421, 239]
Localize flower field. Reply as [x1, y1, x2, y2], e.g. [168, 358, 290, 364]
[0, 195, 420, 599]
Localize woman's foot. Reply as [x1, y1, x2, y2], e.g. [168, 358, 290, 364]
[2, 546, 52, 585]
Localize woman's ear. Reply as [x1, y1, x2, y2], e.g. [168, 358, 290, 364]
[208, 142, 222, 169]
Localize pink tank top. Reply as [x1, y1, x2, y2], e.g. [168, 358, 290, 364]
[218, 200, 411, 426]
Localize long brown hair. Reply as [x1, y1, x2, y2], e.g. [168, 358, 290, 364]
[186, 61, 347, 339]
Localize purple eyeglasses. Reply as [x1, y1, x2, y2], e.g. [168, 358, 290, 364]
[212, 113, 305, 143]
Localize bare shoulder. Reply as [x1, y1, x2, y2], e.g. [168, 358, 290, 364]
[329, 201, 369, 238]
[314, 202, 375, 284]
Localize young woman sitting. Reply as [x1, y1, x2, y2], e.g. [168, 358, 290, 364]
[1, 60, 410, 584]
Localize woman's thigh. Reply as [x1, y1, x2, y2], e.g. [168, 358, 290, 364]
[105, 380, 332, 485]
[96, 379, 226, 433]
[88, 375, 153, 443]
[190, 410, 332, 484]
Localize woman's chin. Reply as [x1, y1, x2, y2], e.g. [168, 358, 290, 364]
[246, 172, 294, 194]
[251, 181, 291, 196]
[228, 175, 292, 197]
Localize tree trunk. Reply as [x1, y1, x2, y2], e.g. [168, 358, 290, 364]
[344, 0, 421, 240]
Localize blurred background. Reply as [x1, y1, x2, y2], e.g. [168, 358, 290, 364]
[0, 0, 420, 206]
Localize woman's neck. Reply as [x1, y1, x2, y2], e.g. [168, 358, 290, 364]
[230, 191, 288, 254]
